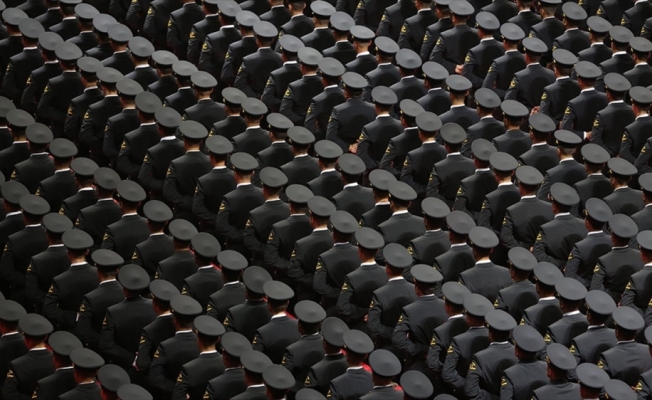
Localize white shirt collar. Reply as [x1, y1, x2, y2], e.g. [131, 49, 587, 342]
[392, 210, 409, 216]
[343, 183, 358, 189]
[237, 183, 252, 188]
[563, 310, 581, 317]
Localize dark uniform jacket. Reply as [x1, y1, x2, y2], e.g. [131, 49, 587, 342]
[519, 145, 559, 177]
[337, 263, 387, 324]
[117, 123, 160, 180]
[540, 77, 580, 124]
[101, 214, 150, 261]
[326, 97, 376, 152]
[560, 88, 608, 139]
[504, 64, 555, 111]
[132, 234, 175, 278]
[500, 196, 554, 250]
[442, 326, 490, 392]
[192, 167, 236, 228]
[136, 314, 175, 373]
[60, 189, 98, 224]
[204, 368, 247, 400]
[253, 314, 300, 364]
[599, 341, 652, 386]
[21, 61, 61, 117]
[570, 325, 616, 365]
[280, 156, 320, 187]
[500, 360, 548, 400]
[304, 85, 345, 142]
[604, 186, 645, 216]
[75, 280, 124, 350]
[25, 245, 70, 313]
[37, 71, 84, 137]
[393, 295, 447, 359]
[591, 101, 635, 157]
[621, 115, 652, 164]
[590, 247, 644, 303]
[2, 349, 55, 400]
[454, 169, 497, 222]
[327, 367, 373, 400]
[565, 231, 614, 289]
[76, 199, 122, 252]
[182, 267, 224, 311]
[157, 250, 197, 292]
[431, 24, 480, 74]
[282, 333, 325, 394]
[545, 312, 589, 347]
[521, 298, 562, 335]
[427, 153, 475, 208]
[495, 280, 538, 323]
[12, 153, 54, 194]
[32, 367, 75, 400]
[397, 9, 437, 53]
[149, 331, 199, 396]
[37, 170, 77, 213]
[482, 50, 526, 100]
[459, 262, 511, 304]
[163, 150, 213, 215]
[167, 2, 204, 59]
[368, 278, 417, 342]
[376, 0, 416, 41]
[224, 299, 272, 342]
[206, 282, 246, 324]
[532, 213, 587, 270]
[173, 351, 224, 400]
[464, 342, 517, 400]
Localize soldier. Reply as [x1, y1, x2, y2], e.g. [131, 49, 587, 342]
[0, 182, 28, 254]
[173, 316, 225, 400]
[11, 123, 54, 194]
[416, 61, 450, 116]
[377, 181, 425, 261]
[477, 152, 520, 243]
[59, 157, 99, 223]
[462, 89, 503, 158]
[36, 139, 78, 214]
[545, 278, 588, 347]
[605, 158, 645, 216]
[400, 112, 446, 207]
[359, 169, 395, 230]
[426, 282, 470, 386]
[574, 144, 612, 216]
[86, 14, 117, 61]
[2, 314, 55, 400]
[0, 9, 29, 88]
[564, 198, 613, 288]
[325, 330, 373, 399]
[596, 27, 636, 91]
[280, 128, 320, 187]
[207, 88, 246, 140]
[505, 38, 555, 115]
[0, 195, 49, 303]
[181, 233, 224, 312]
[166, 0, 203, 60]
[135, 279, 179, 373]
[499, 325, 548, 400]
[461, 12, 503, 90]
[24, 213, 72, 314]
[521, 262, 563, 334]
[224, 266, 273, 342]
[576, 364, 610, 400]
[590, 214, 643, 302]
[632, 174, 652, 231]
[397, 0, 436, 52]
[66, 5, 99, 52]
[103, 79, 144, 168]
[538, 50, 581, 126]
[59, 348, 104, 399]
[183, 72, 226, 136]
[74, 250, 123, 351]
[621, 87, 652, 165]
[0, 109, 30, 180]
[561, 61, 607, 139]
[344, 26, 376, 77]
[280, 48, 324, 126]
[427, 123, 475, 208]
[439, 75, 479, 131]
[231, 99, 270, 157]
[304, 58, 345, 142]
[491, 102, 531, 160]
[390, 50, 427, 115]
[495, 248, 538, 323]
[552, 2, 589, 56]
[576, 16, 611, 67]
[131, 201, 174, 279]
[592, 73, 635, 157]
[623, 38, 652, 88]
[433, 211, 476, 293]
[35, 0, 63, 30]
[326, 71, 376, 152]
[148, 295, 201, 399]
[231, 350, 273, 400]
[378, 100, 423, 178]
[323, 12, 355, 65]
[537, 130, 587, 201]
[163, 121, 212, 225]
[235, 21, 283, 99]
[368, 243, 416, 347]
[532, 344, 580, 399]
[301, 2, 335, 53]
[2, 19, 44, 106]
[307, 139, 343, 199]
[155, 219, 198, 291]
[431, 1, 478, 74]
[635, 327, 652, 400]
[500, 166, 554, 250]
[198, 0, 242, 92]
[304, 317, 348, 394]
[598, 307, 652, 386]
[99, 264, 157, 370]
[164, 61, 198, 115]
[406, 198, 450, 268]
[312, 211, 357, 313]
[203, 332, 251, 400]
[261, 35, 303, 114]
[460, 227, 511, 303]
[31, 331, 82, 400]
[78, 67, 124, 167]
[147, 50, 179, 102]
[533, 183, 587, 269]
[41, 229, 98, 334]
[101, 24, 134, 75]
[116, 93, 163, 180]
[332, 154, 374, 220]
[454, 139, 497, 221]
[36, 42, 84, 138]
[482, 23, 526, 100]
[376, 0, 415, 41]
[442, 293, 493, 396]
[186, 0, 221, 65]
[192, 135, 235, 236]
[221, 11, 259, 89]
[570, 290, 617, 365]
[0, 300, 27, 391]
[361, 349, 404, 399]
[124, 38, 157, 90]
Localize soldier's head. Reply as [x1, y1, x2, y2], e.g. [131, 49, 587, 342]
[337, 153, 364, 184]
[92, 13, 114, 43]
[434, 0, 451, 19]
[464, 293, 492, 328]
[169, 219, 196, 252]
[449, 0, 472, 25]
[170, 295, 202, 332]
[446, 75, 471, 105]
[421, 198, 448, 231]
[368, 169, 394, 203]
[314, 140, 340, 171]
[217, 0, 239, 25]
[204, 135, 232, 167]
[242, 98, 267, 126]
[546, 344, 576, 382]
[278, 34, 302, 62]
[192, 233, 220, 268]
[486, 310, 516, 343]
[20, 194, 49, 227]
[537, 0, 557, 17]
[6, 109, 32, 140]
[343, 330, 373, 367]
[469, 227, 496, 261]
[475, 12, 498, 39]
[116, 180, 146, 214]
[149, 279, 178, 316]
[548, 182, 576, 215]
[254, 20, 277, 48]
[416, 111, 441, 143]
[556, 278, 586, 314]
[218, 250, 247, 287]
[97, 67, 122, 95]
[295, 301, 325, 336]
[19, 313, 53, 349]
[70, 348, 104, 385]
[0, 300, 25, 335]
[581, 144, 608, 176]
[642, 174, 652, 207]
[355, 227, 384, 262]
[151, 50, 176, 76]
[561, 2, 585, 29]
[307, 196, 334, 230]
[288, 0, 306, 14]
[330, 210, 356, 243]
[42, 213, 71, 248]
[507, 248, 535, 283]
[49, 331, 82, 371]
[489, 151, 517, 184]
[446, 211, 474, 245]
[604, 74, 630, 103]
[512, 326, 545, 362]
[242, 351, 270, 386]
[577, 363, 609, 400]
[608, 157, 636, 189]
[584, 290, 615, 327]
[222, 333, 251, 368]
[71, 157, 98, 190]
[501, 99, 528, 130]
[195, 316, 225, 351]
[231, 152, 258, 185]
[264, 281, 292, 315]
[515, 0, 533, 11]
[441, 282, 468, 316]
[320, 317, 347, 356]
[98, 365, 130, 400]
[515, 166, 544, 197]
[180, 120, 208, 151]
[586, 16, 609, 44]
[384, 244, 411, 278]
[76, 6, 97, 32]
[298, 47, 321, 76]
[222, 87, 245, 116]
[59, 0, 76, 18]
[613, 306, 644, 342]
[608, 214, 637, 249]
[351, 25, 373, 53]
[399, 100, 423, 128]
[368, 350, 401, 386]
[107, 24, 132, 51]
[388, 181, 415, 212]
[522, 37, 545, 65]
[609, 26, 633, 53]
[310, 1, 334, 27]
[532, 262, 561, 299]
[412, 265, 441, 297]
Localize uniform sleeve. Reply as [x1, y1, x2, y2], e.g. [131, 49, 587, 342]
[313, 258, 340, 300]
[392, 310, 419, 356]
[465, 358, 491, 400]
[243, 214, 266, 256]
[620, 128, 638, 164]
[287, 243, 313, 288]
[63, 101, 81, 142]
[252, 331, 265, 353]
[198, 38, 218, 77]
[0, 240, 22, 290]
[100, 310, 135, 368]
[397, 21, 411, 49]
[304, 368, 319, 390]
[304, 100, 319, 136]
[264, 225, 291, 271]
[2, 366, 19, 400]
[103, 119, 120, 160]
[101, 228, 116, 251]
[590, 113, 608, 153]
[216, 197, 245, 244]
[636, 375, 652, 400]
[117, 137, 142, 179]
[537, 173, 552, 200]
[621, 278, 644, 315]
[220, 47, 237, 88]
[563, 245, 583, 284]
[337, 276, 367, 320]
[142, 6, 157, 38]
[356, 128, 377, 171]
[37, 81, 65, 124]
[187, 26, 201, 65]
[500, 210, 522, 249]
[482, 61, 505, 99]
[636, 139, 652, 175]
[149, 345, 175, 394]
[477, 198, 492, 231]
[431, 37, 455, 74]
[400, 154, 426, 196]
[379, 139, 400, 178]
[325, 107, 348, 153]
[163, 162, 188, 209]
[597, 354, 611, 377]
[126, 0, 142, 33]
[366, 293, 384, 341]
[642, 18, 652, 40]
[166, 16, 184, 58]
[234, 62, 256, 98]
[376, 11, 391, 38]
[20, 73, 38, 115]
[499, 375, 515, 400]
[532, 229, 564, 268]
[75, 297, 100, 347]
[589, 259, 606, 292]
[79, 108, 103, 157]
[504, 75, 519, 101]
[2, 61, 19, 101]
[539, 89, 552, 118]
[462, 50, 484, 88]
[453, 181, 471, 217]
[560, 102, 584, 138]
[645, 300, 652, 327]
[426, 330, 444, 372]
[353, 0, 366, 25]
[192, 180, 217, 225]
[24, 262, 46, 308]
[42, 280, 77, 330]
[281, 348, 295, 373]
[426, 164, 443, 199]
[139, 151, 165, 193]
[136, 328, 155, 372]
[261, 75, 281, 113]
[171, 366, 191, 400]
[280, 86, 304, 126]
